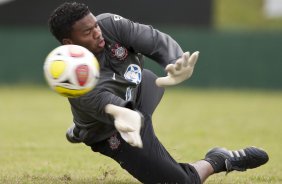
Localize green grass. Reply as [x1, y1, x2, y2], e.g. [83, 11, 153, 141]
[0, 86, 282, 183]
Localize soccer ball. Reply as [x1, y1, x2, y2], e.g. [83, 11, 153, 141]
[43, 45, 100, 98]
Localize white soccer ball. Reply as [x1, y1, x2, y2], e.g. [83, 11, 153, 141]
[43, 44, 100, 98]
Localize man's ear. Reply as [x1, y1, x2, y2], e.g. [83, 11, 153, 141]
[62, 38, 73, 45]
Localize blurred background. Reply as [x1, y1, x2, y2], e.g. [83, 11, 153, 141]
[0, 0, 282, 89]
[0, 1, 282, 183]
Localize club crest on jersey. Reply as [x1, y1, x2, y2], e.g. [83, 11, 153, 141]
[113, 15, 123, 21]
[108, 133, 121, 150]
[124, 64, 142, 84]
[110, 43, 128, 61]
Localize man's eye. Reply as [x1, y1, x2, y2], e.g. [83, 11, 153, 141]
[85, 30, 91, 35]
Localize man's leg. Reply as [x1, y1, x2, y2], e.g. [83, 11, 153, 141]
[91, 115, 201, 184]
[136, 69, 164, 115]
[187, 146, 269, 183]
[125, 69, 269, 183]
[190, 161, 214, 183]
[189, 146, 270, 183]
[204, 147, 269, 174]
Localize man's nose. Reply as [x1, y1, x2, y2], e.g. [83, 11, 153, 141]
[93, 28, 101, 39]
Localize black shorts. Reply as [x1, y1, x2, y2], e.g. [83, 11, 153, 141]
[91, 69, 201, 183]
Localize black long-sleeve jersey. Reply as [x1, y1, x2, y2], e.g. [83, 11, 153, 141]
[68, 13, 183, 145]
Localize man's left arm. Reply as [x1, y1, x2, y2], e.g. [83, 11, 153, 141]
[113, 16, 200, 86]
[155, 51, 199, 87]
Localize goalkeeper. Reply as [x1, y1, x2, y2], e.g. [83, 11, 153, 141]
[48, 2, 269, 183]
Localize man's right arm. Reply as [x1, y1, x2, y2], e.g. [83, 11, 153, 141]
[80, 89, 133, 125]
[77, 89, 143, 148]
[105, 104, 143, 148]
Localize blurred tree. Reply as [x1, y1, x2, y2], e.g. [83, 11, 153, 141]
[214, 0, 282, 30]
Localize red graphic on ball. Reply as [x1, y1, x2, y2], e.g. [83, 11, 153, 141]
[75, 65, 89, 86]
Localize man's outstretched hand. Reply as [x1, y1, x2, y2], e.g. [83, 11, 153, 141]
[156, 51, 199, 87]
[105, 104, 143, 148]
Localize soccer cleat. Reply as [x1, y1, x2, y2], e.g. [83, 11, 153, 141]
[66, 124, 82, 143]
[204, 146, 269, 173]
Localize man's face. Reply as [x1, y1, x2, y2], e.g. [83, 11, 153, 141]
[63, 13, 105, 54]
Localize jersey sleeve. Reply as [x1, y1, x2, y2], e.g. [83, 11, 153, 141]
[98, 13, 184, 68]
[69, 88, 134, 126]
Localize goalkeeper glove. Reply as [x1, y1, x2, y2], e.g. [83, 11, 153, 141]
[156, 51, 199, 87]
[105, 104, 143, 148]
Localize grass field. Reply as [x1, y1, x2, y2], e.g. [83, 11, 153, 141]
[0, 86, 282, 184]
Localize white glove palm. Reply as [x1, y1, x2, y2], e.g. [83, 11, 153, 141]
[105, 104, 143, 148]
[156, 51, 199, 87]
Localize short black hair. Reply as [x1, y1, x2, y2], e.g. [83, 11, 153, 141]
[48, 2, 90, 43]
